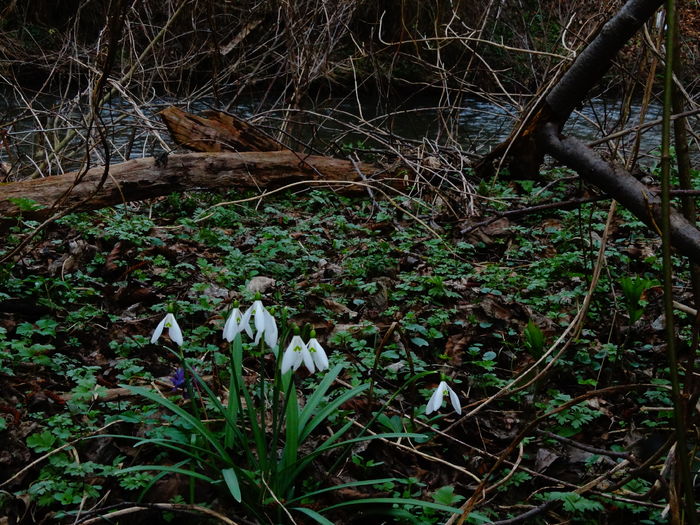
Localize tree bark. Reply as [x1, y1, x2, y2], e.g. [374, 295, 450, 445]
[0, 151, 376, 223]
[545, 0, 664, 126]
[539, 123, 700, 261]
[478, 0, 700, 261]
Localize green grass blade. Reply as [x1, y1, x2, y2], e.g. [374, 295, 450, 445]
[322, 497, 461, 514]
[287, 432, 425, 482]
[238, 377, 267, 466]
[183, 362, 249, 454]
[130, 437, 219, 466]
[292, 507, 335, 525]
[136, 460, 189, 502]
[117, 464, 218, 484]
[121, 385, 233, 464]
[299, 383, 369, 442]
[281, 379, 300, 473]
[317, 432, 426, 453]
[298, 363, 342, 430]
[225, 334, 243, 448]
[222, 467, 242, 502]
[286, 478, 399, 504]
[90, 434, 221, 480]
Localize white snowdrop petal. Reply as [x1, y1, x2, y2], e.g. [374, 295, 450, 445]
[301, 345, 315, 373]
[240, 305, 254, 337]
[168, 317, 184, 346]
[151, 317, 166, 344]
[308, 339, 329, 371]
[447, 385, 462, 415]
[426, 381, 447, 415]
[281, 335, 313, 373]
[223, 310, 239, 342]
[425, 391, 439, 415]
[253, 301, 266, 334]
[281, 343, 298, 374]
[264, 310, 278, 348]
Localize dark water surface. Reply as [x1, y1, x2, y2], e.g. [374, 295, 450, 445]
[0, 90, 688, 172]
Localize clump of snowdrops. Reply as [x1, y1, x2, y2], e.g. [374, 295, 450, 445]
[115, 297, 462, 523]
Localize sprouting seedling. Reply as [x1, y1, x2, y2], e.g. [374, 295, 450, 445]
[620, 276, 654, 324]
[523, 319, 545, 358]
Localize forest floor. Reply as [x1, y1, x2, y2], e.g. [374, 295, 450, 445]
[0, 165, 692, 524]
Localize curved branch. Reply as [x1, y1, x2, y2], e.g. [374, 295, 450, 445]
[538, 122, 700, 261]
[546, 0, 664, 123]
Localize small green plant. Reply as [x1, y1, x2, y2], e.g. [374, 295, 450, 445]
[523, 319, 545, 358]
[538, 491, 604, 520]
[8, 197, 45, 211]
[619, 276, 655, 324]
[538, 392, 601, 436]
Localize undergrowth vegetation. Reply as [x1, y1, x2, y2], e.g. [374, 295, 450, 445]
[0, 166, 689, 523]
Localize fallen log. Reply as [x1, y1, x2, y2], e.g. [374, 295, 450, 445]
[0, 151, 376, 222]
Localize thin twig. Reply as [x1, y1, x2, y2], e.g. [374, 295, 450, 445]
[74, 502, 239, 525]
[536, 429, 632, 459]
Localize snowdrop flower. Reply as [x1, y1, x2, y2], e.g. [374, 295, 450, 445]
[223, 307, 253, 342]
[306, 335, 329, 372]
[425, 381, 461, 415]
[281, 335, 314, 374]
[151, 313, 183, 346]
[241, 300, 278, 349]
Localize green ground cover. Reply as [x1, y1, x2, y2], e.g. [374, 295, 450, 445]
[0, 171, 687, 524]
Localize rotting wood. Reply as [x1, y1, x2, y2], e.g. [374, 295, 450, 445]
[1, 106, 383, 224]
[0, 151, 377, 223]
[160, 106, 285, 153]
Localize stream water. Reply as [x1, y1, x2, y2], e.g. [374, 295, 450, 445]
[0, 91, 693, 173]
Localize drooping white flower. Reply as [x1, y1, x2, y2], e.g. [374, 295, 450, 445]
[425, 381, 461, 415]
[151, 313, 184, 346]
[281, 335, 314, 374]
[306, 337, 329, 372]
[241, 300, 278, 349]
[223, 307, 253, 342]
